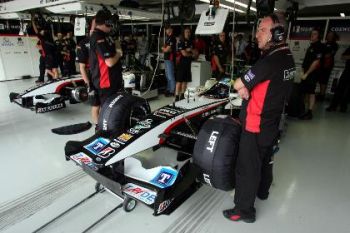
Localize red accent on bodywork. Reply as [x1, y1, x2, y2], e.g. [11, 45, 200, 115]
[54, 79, 85, 94]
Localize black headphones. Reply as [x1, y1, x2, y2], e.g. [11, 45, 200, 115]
[269, 13, 285, 43]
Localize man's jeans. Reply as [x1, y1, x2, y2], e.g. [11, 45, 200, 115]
[164, 60, 175, 93]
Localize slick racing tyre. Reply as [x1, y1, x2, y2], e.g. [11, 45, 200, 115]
[98, 93, 151, 135]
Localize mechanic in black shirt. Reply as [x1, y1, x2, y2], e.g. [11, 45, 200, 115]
[175, 27, 195, 101]
[162, 24, 176, 97]
[77, 18, 101, 127]
[65, 31, 77, 75]
[90, 10, 123, 113]
[327, 46, 350, 112]
[299, 28, 324, 120]
[211, 31, 229, 80]
[318, 31, 339, 101]
[54, 32, 65, 76]
[31, 14, 58, 82]
[223, 12, 295, 223]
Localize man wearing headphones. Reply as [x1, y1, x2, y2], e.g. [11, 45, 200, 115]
[223, 12, 295, 223]
[89, 9, 123, 129]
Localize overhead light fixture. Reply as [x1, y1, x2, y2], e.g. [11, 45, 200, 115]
[340, 13, 345, 17]
[199, 0, 245, 13]
[45, 2, 82, 14]
[226, 0, 257, 12]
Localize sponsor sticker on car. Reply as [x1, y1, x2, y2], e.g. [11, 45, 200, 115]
[123, 183, 157, 205]
[110, 141, 120, 148]
[97, 147, 115, 159]
[84, 137, 110, 155]
[117, 133, 133, 143]
[71, 152, 93, 165]
[70, 153, 99, 171]
[150, 168, 178, 189]
[157, 198, 174, 214]
[134, 119, 153, 130]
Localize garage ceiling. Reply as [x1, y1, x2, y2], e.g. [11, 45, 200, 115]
[0, 0, 349, 18]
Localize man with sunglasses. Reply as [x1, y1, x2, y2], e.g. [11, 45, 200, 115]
[89, 9, 123, 126]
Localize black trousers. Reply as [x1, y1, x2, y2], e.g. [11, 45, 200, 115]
[234, 130, 274, 211]
[329, 70, 350, 110]
[39, 56, 45, 82]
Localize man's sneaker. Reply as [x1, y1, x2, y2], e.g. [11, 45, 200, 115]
[257, 192, 269, 200]
[35, 79, 44, 84]
[299, 110, 313, 120]
[223, 207, 256, 223]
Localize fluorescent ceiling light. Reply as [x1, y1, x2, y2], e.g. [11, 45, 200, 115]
[340, 13, 345, 17]
[199, 0, 245, 13]
[45, 2, 82, 13]
[0, 13, 19, 19]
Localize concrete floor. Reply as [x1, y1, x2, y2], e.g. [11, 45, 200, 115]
[0, 78, 350, 233]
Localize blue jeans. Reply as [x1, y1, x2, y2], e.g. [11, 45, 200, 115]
[164, 60, 175, 93]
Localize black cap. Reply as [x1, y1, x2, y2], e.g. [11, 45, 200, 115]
[95, 9, 112, 26]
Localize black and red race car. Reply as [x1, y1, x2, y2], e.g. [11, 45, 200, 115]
[64, 81, 241, 215]
[9, 76, 88, 113]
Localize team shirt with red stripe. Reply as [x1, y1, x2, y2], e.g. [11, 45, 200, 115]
[239, 44, 295, 146]
[89, 29, 123, 92]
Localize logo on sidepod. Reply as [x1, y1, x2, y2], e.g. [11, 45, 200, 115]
[206, 131, 219, 153]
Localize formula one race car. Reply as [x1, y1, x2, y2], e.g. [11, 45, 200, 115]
[9, 76, 88, 113]
[64, 81, 241, 215]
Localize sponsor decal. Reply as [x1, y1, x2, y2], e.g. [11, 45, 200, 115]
[71, 152, 93, 165]
[157, 198, 174, 214]
[70, 153, 99, 171]
[113, 139, 125, 145]
[40, 0, 60, 4]
[203, 173, 212, 186]
[117, 133, 133, 143]
[84, 137, 110, 155]
[283, 68, 296, 81]
[36, 102, 65, 113]
[134, 119, 153, 130]
[128, 128, 140, 135]
[110, 141, 120, 148]
[201, 109, 218, 118]
[1, 37, 14, 47]
[204, 22, 215, 26]
[153, 107, 179, 118]
[123, 183, 157, 205]
[206, 131, 219, 153]
[97, 147, 115, 159]
[174, 131, 197, 139]
[150, 168, 178, 189]
[244, 70, 255, 82]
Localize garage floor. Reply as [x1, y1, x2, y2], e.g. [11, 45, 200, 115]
[1, 78, 350, 233]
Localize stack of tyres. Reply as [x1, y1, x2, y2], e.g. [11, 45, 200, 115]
[193, 115, 241, 191]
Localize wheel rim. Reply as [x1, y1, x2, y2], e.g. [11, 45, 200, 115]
[126, 199, 136, 210]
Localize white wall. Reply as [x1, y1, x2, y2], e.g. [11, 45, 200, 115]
[0, 35, 40, 81]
